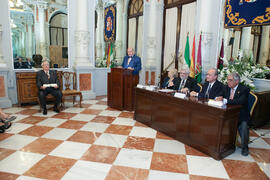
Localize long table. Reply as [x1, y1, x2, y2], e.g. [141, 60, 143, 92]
[134, 88, 241, 160]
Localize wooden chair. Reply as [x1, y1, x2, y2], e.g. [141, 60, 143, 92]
[38, 71, 63, 112]
[61, 72, 82, 109]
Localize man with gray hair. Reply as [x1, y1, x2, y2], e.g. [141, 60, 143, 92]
[216, 72, 250, 156]
[190, 68, 224, 99]
[177, 67, 199, 93]
[37, 60, 62, 115]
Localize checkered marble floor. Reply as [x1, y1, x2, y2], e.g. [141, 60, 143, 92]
[1, 96, 270, 180]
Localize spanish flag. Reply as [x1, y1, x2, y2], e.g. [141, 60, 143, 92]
[106, 42, 112, 67]
[190, 35, 196, 78]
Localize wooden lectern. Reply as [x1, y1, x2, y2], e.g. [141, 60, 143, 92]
[107, 68, 139, 111]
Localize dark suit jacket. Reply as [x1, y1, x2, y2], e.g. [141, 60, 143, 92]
[14, 62, 26, 69]
[161, 77, 180, 90]
[25, 61, 35, 69]
[36, 70, 61, 90]
[222, 84, 250, 123]
[199, 80, 224, 99]
[122, 55, 142, 75]
[176, 76, 199, 92]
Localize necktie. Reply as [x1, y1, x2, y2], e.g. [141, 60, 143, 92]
[230, 88, 235, 100]
[179, 80, 185, 90]
[127, 57, 132, 65]
[206, 84, 212, 96]
[46, 71, 50, 79]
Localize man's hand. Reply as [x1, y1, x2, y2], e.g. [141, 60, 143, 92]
[181, 88, 189, 94]
[190, 91, 198, 97]
[41, 86, 46, 90]
[215, 96, 223, 101]
[128, 67, 134, 70]
[53, 84, 58, 89]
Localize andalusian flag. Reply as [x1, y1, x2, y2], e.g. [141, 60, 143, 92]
[106, 42, 113, 67]
[195, 34, 202, 83]
[184, 34, 190, 68]
[190, 35, 196, 78]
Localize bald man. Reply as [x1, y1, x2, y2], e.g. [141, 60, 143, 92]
[121, 48, 142, 75]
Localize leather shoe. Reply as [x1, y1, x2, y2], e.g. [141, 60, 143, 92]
[241, 148, 249, 156]
[53, 106, 60, 113]
[43, 109, 47, 115]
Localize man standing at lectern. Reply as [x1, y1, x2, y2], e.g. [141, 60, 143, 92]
[121, 48, 142, 75]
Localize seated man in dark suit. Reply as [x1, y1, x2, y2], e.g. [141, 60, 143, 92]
[25, 57, 35, 69]
[216, 72, 250, 156]
[161, 68, 180, 90]
[14, 58, 26, 69]
[37, 60, 62, 115]
[190, 68, 223, 99]
[121, 48, 141, 75]
[177, 67, 199, 93]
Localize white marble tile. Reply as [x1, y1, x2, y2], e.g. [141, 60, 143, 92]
[99, 110, 121, 117]
[0, 151, 45, 174]
[148, 170, 189, 180]
[94, 133, 127, 148]
[186, 155, 229, 179]
[32, 111, 58, 117]
[154, 139, 186, 155]
[80, 122, 109, 133]
[82, 100, 99, 104]
[112, 117, 136, 126]
[225, 147, 255, 162]
[254, 129, 270, 138]
[5, 123, 33, 134]
[249, 137, 270, 149]
[11, 114, 30, 122]
[62, 160, 111, 180]
[17, 176, 44, 180]
[62, 107, 85, 113]
[36, 118, 67, 127]
[257, 162, 270, 179]
[49, 141, 91, 159]
[0, 134, 37, 150]
[42, 128, 76, 140]
[101, 98, 107, 101]
[129, 126, 157, 138]
[114, 148, 152, 169]
[28, 105, 41, 110]
[89, 104, 108, 110]
[3, 107, 26, 114]
[70, 114, 96, 122]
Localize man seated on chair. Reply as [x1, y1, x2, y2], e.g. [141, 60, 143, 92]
[177, 67, 199, 94]
[216, 72, 250, 156]
[121, 47, 142, 75]
[190, 68, 223, 99]
[37, 60, 62, 115]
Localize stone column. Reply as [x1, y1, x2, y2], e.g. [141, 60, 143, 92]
[95, 0, 103, 65]
[74, 0, 92, 67]
[115, 0, 123, 65]
[34, 1, 48, 58]
[0, 24, 7, 67]
[240, 27, 252, 56]
[27, 23, 33, 58]
[259, 25, 270, 64]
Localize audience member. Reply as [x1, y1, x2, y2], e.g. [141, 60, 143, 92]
[0, 108, 16, 133]
[26, 57, 35, 69]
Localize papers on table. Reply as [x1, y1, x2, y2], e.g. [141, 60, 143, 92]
[208, 99, 224, 107]
[158, 89, 174, 93]
[43, 83, 57, 88]
[174, 92, 186, 99]
[137, 84, 157, 91]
